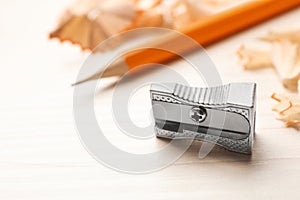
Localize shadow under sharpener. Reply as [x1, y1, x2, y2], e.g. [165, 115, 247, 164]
[150, 83, 256, 154]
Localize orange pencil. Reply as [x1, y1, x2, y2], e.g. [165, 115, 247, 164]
[74, 0, 300, 85]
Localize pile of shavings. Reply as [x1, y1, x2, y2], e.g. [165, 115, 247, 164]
[236, 28, 300, 127]
[50, 0, 241, 50]
[271, 93, 300, 127]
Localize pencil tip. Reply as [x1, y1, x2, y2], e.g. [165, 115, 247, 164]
[71, 80, 84, 86]
[70, 59, 128, 86]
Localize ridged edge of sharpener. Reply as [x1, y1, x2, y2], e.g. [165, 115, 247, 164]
[155, 126, 252, 154]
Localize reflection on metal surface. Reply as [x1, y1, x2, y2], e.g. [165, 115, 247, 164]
[151, 82, 256, 154]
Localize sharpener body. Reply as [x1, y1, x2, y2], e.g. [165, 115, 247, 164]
[150, 83, 256, 154]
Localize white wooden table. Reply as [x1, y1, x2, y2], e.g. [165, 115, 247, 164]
[1, 0, 300, 199]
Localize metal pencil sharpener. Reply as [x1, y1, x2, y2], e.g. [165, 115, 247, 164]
[150, 83, 256, 154]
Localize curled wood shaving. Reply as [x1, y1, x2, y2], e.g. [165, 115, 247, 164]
[271, 40, 300, 91]
[271, 93, 300, 127]
[259, 29, 300, 43]
[237, 28, 300, 91]
[50, 0, 137, 50]
[126, 6, 169, 30]
[236, 45, 273, 70]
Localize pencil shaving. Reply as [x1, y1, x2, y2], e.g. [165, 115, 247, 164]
[50, 0, 137, 50]
[271, 40, 300, 91]
[271, 93, 300, 127]
[126, 8, 168, 30]
[259, 29, 300, 43]
[236, 45, 273, 70]
[238, 27, 300, 91]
